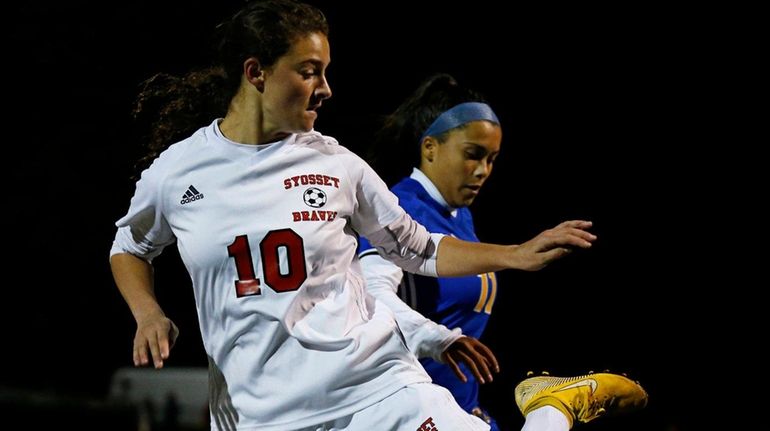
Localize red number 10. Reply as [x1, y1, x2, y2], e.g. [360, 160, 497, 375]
[227, 229, 307, 297]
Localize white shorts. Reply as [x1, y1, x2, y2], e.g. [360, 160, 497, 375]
[297, 382, 490, 431]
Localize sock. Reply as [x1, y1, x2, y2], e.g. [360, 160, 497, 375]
[521, 405, 570, 431]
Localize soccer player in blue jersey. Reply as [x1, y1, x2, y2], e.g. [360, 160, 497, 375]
[358, 74, 648, 430]
[358, 73, 506, 428]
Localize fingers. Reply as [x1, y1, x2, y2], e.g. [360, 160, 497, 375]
[552, 221, 596, 247]
[148, 330, 165, 369]
[566, 226, 596, 242]
[455, 349, 489, 384]
[133, 319, 177, 369]
[443, 352, 468, 383]
[459, 338, 495, 383]
[561, 230, 595, 249]
[444, 337, 501, 384]
[557, 220, 592, 229]
[474, 340, 500, 373]
[157, 322, 180, 363]
[133, 333, 162, 368]
[133, 340, 148, 367]
[543, 226, 596, 250]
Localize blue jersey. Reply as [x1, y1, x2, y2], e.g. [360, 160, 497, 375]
[358, 176, 498, 416]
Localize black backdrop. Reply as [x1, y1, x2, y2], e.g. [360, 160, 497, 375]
[4, 1, 712, 429]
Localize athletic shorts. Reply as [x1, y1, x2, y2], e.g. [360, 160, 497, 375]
[297, 382, 491, 431]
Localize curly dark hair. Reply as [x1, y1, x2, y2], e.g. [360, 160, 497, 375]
[131, 0, 328, 178]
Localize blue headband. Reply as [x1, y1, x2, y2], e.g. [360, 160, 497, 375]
[421, 102, 500, 141]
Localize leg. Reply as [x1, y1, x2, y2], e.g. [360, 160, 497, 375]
[521, 406, 570, 431]
[515, 372, 648, 428]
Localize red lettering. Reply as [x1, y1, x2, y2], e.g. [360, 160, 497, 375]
[291, 210, 338, 222]
[417, 417, 437, 431]
[282, 174, 341, 189]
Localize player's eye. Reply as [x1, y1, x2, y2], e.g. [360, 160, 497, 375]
[465, 150, 484, 161]
[301, 69, 319, 79]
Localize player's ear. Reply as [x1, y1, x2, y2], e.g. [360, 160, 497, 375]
[244, 57, 265, 93]
[421, 137, 437, 163]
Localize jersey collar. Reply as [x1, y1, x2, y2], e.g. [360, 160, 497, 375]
[410, 168, 458, 217]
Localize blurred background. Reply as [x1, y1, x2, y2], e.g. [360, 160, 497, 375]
[4, 0, 716, 429]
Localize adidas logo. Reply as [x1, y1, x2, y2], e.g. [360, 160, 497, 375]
[180, 185, 204, 205]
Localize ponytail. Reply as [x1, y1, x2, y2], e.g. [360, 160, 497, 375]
[131, 66, 229, 179]
[367, 73, 488, 187]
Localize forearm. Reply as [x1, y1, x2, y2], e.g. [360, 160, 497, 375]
[370, 282, 461, 361]
[436, 219, 596, 275]
[110, 252, 165, 323]
[361, 253, 462, 361]
[436, 236, 518, 277]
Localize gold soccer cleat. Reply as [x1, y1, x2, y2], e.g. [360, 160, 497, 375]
[514, 372, 648, 427]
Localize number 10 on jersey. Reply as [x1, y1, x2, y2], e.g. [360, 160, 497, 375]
[227, 229, 308, 297]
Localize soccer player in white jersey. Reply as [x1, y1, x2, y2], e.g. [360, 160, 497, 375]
[109, 1, 613, 430]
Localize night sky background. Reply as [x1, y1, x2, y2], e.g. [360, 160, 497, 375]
[4, 1, 729, 429]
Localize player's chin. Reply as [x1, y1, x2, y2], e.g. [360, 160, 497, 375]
[458, 191, 478, 206]
[302, 111, 318, 129]
[452, 197, 474, 208]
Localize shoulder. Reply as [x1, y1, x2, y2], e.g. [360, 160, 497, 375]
[392, 178, 423, 203]
[158, 130, 205, 163]
[293, 130, 345, 153]
[391, 179, 434, 218]
[293, 130, 370, 163]
[293, 130, 372, 173]
[138, 127, 208, 184]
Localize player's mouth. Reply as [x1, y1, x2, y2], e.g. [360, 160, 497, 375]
[305, 103, 322, 120]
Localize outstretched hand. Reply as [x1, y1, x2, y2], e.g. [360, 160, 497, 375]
[133, 312, 179, 369]
[441, 336, 499, 384]
[514, 220, 596, 271]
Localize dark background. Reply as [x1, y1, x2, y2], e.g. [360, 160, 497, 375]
[4, 1, 720, 429]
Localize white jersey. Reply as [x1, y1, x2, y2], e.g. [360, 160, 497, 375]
[111, 120, 445, 430]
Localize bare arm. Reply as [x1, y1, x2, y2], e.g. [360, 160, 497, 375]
[110, 252, 178, 369]
[437, 220, 596, 276]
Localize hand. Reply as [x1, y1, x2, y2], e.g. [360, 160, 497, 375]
[514, 220, 596, 271]
[441, 336, 499, 384]
[133, 312, 179, 369]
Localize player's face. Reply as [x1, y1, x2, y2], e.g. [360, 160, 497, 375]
[425, 121, 502, 207]
[262, 32, 332, 137]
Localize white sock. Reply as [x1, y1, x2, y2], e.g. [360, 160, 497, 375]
[521, 405, 570, 431]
